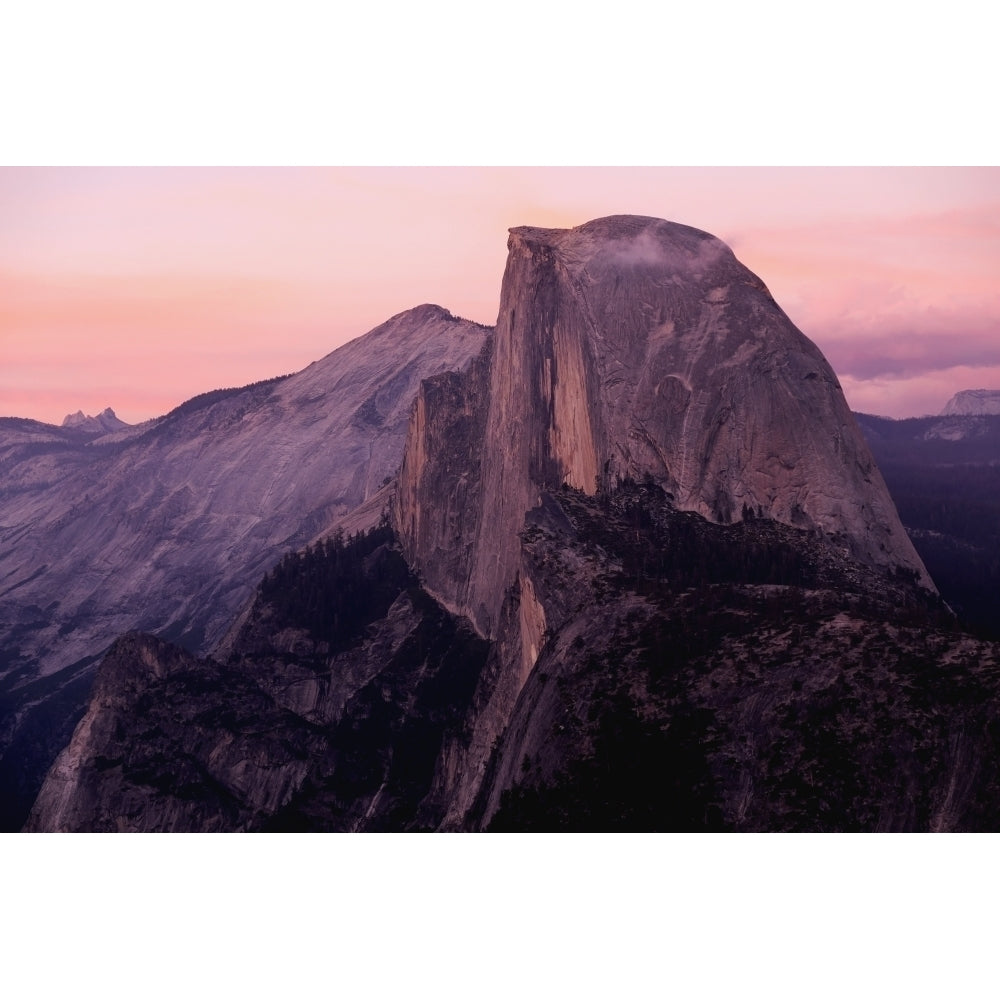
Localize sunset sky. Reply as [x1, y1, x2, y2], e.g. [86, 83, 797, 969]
[2, 166, 998, 425]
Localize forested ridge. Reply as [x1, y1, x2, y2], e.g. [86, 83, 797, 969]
[258, 520, 414, 653]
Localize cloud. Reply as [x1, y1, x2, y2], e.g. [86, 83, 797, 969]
[840, 364, 1000, 418]
[811, 303, 1000, 381]
[719, 204, 1000, 394]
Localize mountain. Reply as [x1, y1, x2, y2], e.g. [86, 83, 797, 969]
[397, 216, 931, 635]
[28, 215, 996, 833]
[61, 407, 130, 435]
[393, 215, 939, 825]
[941, 389, 1000, 416]
[0, 304, 489, 830]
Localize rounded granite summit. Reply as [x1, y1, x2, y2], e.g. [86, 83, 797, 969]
[398, 214, 934, 640]
[508, 215, 768, 290]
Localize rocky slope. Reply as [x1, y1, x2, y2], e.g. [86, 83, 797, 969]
[465, 485, 999, 832]
[1, 304, 488, 829]
[26, 528, 491, 832]
[941, 389, 1000, 416]
[27, 490, 1000, 832]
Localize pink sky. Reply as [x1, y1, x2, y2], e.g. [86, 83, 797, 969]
[2, 166, 998, 424]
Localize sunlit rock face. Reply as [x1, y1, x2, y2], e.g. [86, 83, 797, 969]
[396, 216, 932, 641]
[0, 304, 488, 830]
[941, 389, 1000, 416]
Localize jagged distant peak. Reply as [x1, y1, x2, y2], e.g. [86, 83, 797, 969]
[941, 389, 1000, 416]
[61, 407, 129, 433]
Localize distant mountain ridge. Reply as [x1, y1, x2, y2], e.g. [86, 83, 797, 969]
[941, 389, 1000, 416]
[60, 407, 130, 435]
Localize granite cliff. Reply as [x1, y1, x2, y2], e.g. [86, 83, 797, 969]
[26, 529, 491, 833]
[397, 217, 930, 640]
[393, 217, 934, 822]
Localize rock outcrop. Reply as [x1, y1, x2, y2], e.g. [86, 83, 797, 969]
[941, 389, 1000, 416]
[60, 407, 130, 435]
[468, 485, 999, 832]
[0, 305, 489, 829]
[26, 532, 491, 833]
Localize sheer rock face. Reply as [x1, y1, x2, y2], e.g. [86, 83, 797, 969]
[941, 389, 1000, 416]
[396, 216, 932, 642]
[392, 216, 933, 823]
